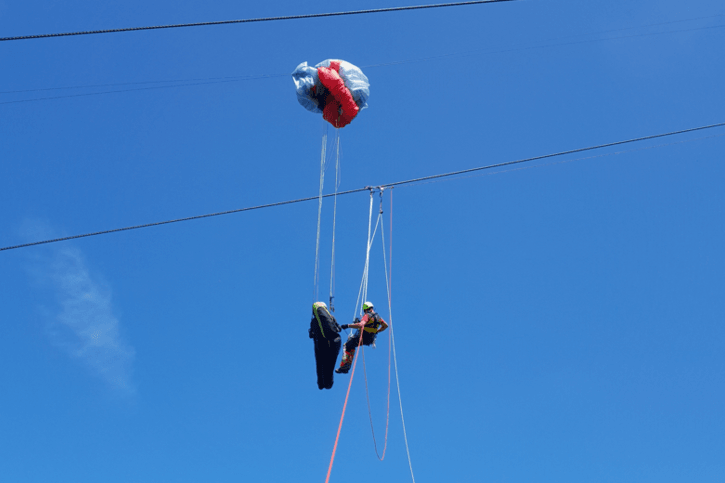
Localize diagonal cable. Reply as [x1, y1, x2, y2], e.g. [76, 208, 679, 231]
[2, 121, 724, 253]
[0, 1, 517, 42]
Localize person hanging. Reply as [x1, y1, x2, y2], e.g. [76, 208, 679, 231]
[309, 302, 343, 390]
[335, 301, 388, 374]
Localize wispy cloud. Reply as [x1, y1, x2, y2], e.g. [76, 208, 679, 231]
[46, 247, 135, 395]
[22, 220, 136, 396]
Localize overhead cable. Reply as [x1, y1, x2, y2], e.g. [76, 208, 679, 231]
[363, 22, 725, 69]
[0, 1, 516, 42]
[380, 121, 725, 189]
[0, 73, 288, 95]
[3, 15, 722, 105]
[0, 74, 287, 106]
[1, 121, 724, 253]
[6, 11, 722, 92]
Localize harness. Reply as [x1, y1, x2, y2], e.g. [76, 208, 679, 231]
[362, 311, 383, 333]
[314, 304, 328, 338]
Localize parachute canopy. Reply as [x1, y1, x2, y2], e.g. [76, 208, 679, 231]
[292, 59, 370, 128]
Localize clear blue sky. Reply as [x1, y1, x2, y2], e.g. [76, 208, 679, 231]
[1, 1, 724, 482]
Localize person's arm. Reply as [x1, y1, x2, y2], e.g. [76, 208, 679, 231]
[376, 318, 388, 333]
[342, 314, 368, 330]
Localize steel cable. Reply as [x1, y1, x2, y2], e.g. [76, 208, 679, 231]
[0, 1, 516, 42]
[2, 121, 724, 253]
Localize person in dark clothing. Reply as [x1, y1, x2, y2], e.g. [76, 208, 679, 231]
[309, 301, 342, 390]
[335, 301, 388, 374]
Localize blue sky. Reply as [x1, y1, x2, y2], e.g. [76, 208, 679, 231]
[1, 1, 724, 482]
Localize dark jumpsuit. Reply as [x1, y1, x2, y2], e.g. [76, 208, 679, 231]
[309, 304, 342, 390]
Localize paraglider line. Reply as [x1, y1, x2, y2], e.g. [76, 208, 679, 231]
[2, 121, 724, 253]
[313, 124, 328, 302]
[329, 131, 342, 311]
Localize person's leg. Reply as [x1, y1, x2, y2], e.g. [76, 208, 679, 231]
[336, 332, 359, 373]
[345, 332, 360, 352]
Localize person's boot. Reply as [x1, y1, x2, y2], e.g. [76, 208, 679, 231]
[335, 349, 354, 374]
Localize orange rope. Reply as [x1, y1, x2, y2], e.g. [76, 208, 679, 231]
[325, 189, 396, 481]
[324, 330, 364, 483]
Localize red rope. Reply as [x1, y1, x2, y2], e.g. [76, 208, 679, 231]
[325, 330, 364, 483]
